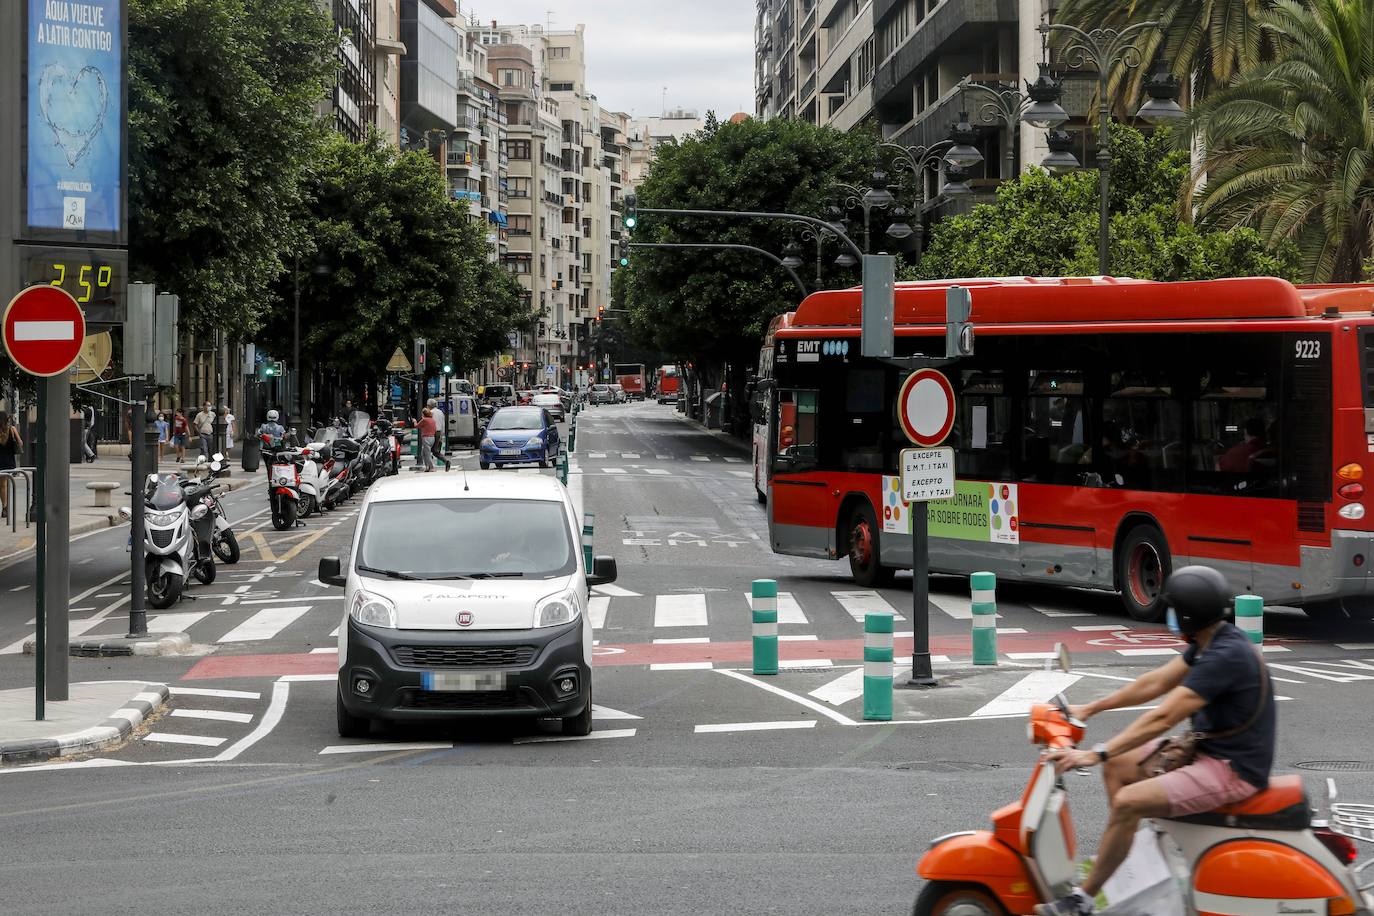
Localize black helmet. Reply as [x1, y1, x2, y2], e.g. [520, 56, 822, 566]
[1162, 565, 1230, 635]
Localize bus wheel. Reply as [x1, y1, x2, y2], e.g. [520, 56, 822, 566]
[1117, 525, 1170, 622]
[848, 505, 895, 588]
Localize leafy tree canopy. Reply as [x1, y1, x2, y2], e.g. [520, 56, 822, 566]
[624, 116, 875, 366]
[128, 0, 336, 338]
[258, 133, 529, 379]
[914, 125, 1296, 281]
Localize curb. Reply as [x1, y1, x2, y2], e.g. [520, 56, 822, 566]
[669, 409, 751, 455]
[23, 632, 191, 658]
[0, 682, 169, 766]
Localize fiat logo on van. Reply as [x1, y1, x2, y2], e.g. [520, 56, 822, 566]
[456, 611, 474, 627]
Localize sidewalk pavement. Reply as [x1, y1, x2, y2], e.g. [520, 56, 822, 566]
[0, 680, 169, 765]
[0, 454, 255, 566]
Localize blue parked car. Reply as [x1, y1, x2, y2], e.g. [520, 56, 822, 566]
[479, 406, 561, 469]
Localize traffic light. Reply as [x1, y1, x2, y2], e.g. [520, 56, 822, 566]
[944, 286, 974, 357]
[617, 237, 629, 268]
[414, 337, 427, 375]
[596, 305, 605, 322]
[623, 192, 637, 231]
[261, 359, 284, 380]
[441, 346, 453, 374]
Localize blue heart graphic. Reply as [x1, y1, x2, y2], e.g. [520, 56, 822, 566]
[38, 64, 109, 169]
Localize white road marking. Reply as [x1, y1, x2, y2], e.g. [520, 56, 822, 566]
[747, 591, 808, 625]
[694, 720, 816, 733]
[1270, 661, 1374, 683]
[217, 605, 311, 642]
[1031, 605, 1095, 617]
[715, 668, 859, 726]
[592, 584, 640, 598]
[653, 637, 710, 644]
[644, 468, 671, 475]
[319, 742, 451, 755]
[170, 709, 254, 724]
[148, 611, 210, 633]
[603, 467, 627, 474]
[588, 596, 610, 629]
[144, 732, 227, 747]
[996, 627, 1028, 634]
[588, 452, 607, 458]
[591, 704, 642, 720]
[971, 671, 1082, 718]
[654, 593, 708, 627]
[729, 470, 753, 478]
[514, 728, 637, 744]
[329, 625, 340, 637]
[1073, 624, 1129, 631]
[650, 661, 713, 671]
[169, 687, 261, 700]
[689, 455, 710, 462]
[779, 634, 819, 641]
[832, 590, 905, 622]
[721, 457, 744, 463]
[239, 595, 344, 605]
[928, 593, 1002, 620]
[1336, 644, 1374, 650]
[1260, 645, 1292, 653]
[778, 659, 833, 670]
[1, 616, 106, 655]
[621, 453, 640, 459]
[809, 668, 865, 706]
[309, 647, 337, 654]
[1116, 648, 1180, 657]
[655, 454, 672, 460]
[209, 679, 290, 760]
[1005, 652, 1061, 660]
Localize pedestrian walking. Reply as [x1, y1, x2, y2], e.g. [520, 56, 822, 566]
[419, 407, 437, 472]
[171, 408, 189, 462]
[223, 405, 235, 456]
[193, 401, 215, 458]
[426, 397, 445, 463]
[81, 402, 97, 462]
[155, 412, 169, 463]
[0, 411, 22, 523]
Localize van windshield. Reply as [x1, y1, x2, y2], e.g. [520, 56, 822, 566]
[356, 498, 575, 579]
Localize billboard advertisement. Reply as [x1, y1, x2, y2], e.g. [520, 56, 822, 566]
[26, 0, 124, 236]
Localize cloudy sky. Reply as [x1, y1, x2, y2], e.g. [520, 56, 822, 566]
[463, 0, 755, 120]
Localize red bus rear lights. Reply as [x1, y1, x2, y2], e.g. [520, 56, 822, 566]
[1338, 463, 1364, 481]
[1337, 482, 1364, 500]
[1338, 503, 1365, 520]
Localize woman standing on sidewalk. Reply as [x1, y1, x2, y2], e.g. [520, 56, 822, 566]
[0, 412, 22, 523]
[155, 412, 169, 463]
[419, 407, 437, 472]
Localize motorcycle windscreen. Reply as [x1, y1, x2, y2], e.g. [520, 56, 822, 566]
[147, 474, 185, 510]
[1020, 760, 1078, 897]
[350, 415, 370, 439]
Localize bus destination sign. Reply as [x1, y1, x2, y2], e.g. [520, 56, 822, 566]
[900, 447, 954, 503]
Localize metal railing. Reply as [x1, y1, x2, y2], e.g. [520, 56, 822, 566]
[1, 468, 36, 532]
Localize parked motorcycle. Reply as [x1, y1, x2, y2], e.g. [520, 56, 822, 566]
[195, 453, 240, 564]
[912, 644, 1373, 916]
[119, 472, 213, 609]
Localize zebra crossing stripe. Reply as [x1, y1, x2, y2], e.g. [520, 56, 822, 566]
[588, 596, 610, 629]
[218, 606, 312, 643]
[833, 590, 904, 622]
[747, 590, 807, 625]
[654, 594, 708, 627]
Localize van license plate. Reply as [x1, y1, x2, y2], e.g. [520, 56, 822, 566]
[422, 671, 507, 692]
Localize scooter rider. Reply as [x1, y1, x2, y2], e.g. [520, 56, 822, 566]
[257, 409, 286, 446]
[1034, 565, 1275, 916]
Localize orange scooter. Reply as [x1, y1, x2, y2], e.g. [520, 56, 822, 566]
[912, 646, 1374, 916]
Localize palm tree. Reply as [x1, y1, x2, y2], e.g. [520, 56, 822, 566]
[1189, 0, 1374, 281]
[1053, 0, 1276, 99]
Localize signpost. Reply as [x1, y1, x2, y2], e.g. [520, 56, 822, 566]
[896, 367, 956, 688]
[3, 285, 86, 718]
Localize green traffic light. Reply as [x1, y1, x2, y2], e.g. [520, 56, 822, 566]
[618, 257, 629, 267]
[624, 216, 637, 229]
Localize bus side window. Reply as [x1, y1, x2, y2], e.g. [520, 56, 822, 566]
[1189, 367, 1278, 496]
[1022, 370, 1087, 484]
[1101, 370, 1185, 491]
[955, 369, 1012, 480]
[775, 390, 817, 469]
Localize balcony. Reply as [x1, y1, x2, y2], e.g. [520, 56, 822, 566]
[799, 70, 816, 102]
[800, 3, 816, 41]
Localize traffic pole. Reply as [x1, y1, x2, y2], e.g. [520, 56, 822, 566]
[1235, 594, 1264, 646]
[908, 501, 937, 686]
[863, 611, 894, 721]
[751, 579, 778, 675]
[42, 374, 70, 700]
[971, 571, 997, 666]
[582, 513, 594, 569]
[33, 384, 46, 720]
[127, 379, 149, 638]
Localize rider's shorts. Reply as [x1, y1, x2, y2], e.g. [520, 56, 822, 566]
[1141, 738, 1259, 816]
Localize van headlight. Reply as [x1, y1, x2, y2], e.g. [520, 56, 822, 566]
[535, 590, 580, 627]
[350, 589, 397, 628]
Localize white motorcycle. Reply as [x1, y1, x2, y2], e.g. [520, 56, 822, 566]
[120, 473, 213, 609]
[297, 443, 328, 518]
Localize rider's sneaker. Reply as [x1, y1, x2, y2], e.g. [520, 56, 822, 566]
[1033, 888, 1095, 916]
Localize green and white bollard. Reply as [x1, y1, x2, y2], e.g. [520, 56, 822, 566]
[971, 570, 998, 666]
[582, 513, 594, 569]
[751, 579, 779, 675]
[568, 421, 576, 452]
[1235, 594, 1264, 645]
[863, 611, 894, 721]
[556, 452, 568, 485]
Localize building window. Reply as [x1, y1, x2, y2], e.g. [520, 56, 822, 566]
[508, 215, 532, 236]
[506, 140, 531, 160]
[550, 46, 570, 59]
[509, 177, 531, 197]
[549, 81, 574, 92]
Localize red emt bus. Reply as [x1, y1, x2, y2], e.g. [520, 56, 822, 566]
[751, 312, 793, 504]
[614, 363, 647, 400]
[656, 365, 681, 404]
[766, 276, 1374, 621]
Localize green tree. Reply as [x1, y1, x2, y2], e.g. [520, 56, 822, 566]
[260, 133, 529, 395]
[625, 116, 873, 404]
[1053, 0, 1280, 99]
[1189, 0, 1374, 281]
[914, 125, 1295, 281]
[128, 0, 336, 337]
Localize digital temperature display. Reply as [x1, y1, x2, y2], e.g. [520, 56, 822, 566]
[18, 247, 127, 326]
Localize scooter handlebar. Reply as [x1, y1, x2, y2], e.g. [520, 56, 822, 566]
[1029, 703, 1085, 750]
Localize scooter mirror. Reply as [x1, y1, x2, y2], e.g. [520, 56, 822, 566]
[117, 507, 132, 521]
[1056, 642, 1072, 674]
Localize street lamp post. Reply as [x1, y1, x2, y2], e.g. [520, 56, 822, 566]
[1034, 18, 1183, 274]
[877, 139, 953, 257]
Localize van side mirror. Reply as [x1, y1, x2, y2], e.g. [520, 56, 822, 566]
[318, 556, 346, 587]
[586, 555, 618, 587]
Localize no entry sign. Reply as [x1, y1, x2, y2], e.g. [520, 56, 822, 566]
[897, 368, 955, 446]
[3, 285, 86, 377]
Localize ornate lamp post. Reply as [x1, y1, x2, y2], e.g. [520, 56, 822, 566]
[876, 139, 953, 257]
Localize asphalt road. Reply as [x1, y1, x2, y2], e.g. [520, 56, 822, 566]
[2, 401, 1374, 915]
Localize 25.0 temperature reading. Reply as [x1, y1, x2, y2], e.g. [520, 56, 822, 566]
[47, 263, 114, 303]
[1295, 338, 1322, 359]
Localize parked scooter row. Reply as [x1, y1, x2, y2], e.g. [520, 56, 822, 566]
[257, 415, 401, 530]
[120, 454, 239, 610]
